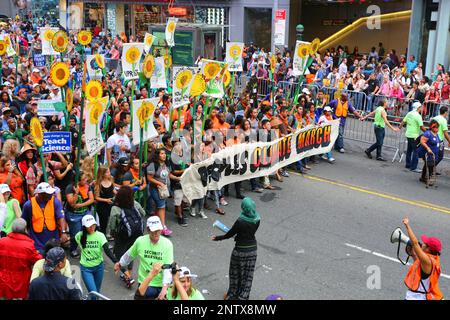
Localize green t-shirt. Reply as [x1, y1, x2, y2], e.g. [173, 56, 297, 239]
[166, 286, 205, 300]
[433, 115, 448, 141]
[75, 231, 108, 268]
[374, 106, 385, 128]
[404, 111, 423, 139]
[1, 199, 21, 234]
[128, 235, 174, 286]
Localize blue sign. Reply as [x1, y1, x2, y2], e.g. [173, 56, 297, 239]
[42, 132, 72, 154]
[33, 53, 46, 68]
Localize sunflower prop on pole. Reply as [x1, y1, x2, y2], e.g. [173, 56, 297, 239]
[30, 117, 47, 182]
[201, 61, 221, 132]
[269, 54, 277, 113]
[75, 30, 92, 184]
[189, 73, 206, 146]
[0, 40, 7, 85]
[142, 54, 156, 163]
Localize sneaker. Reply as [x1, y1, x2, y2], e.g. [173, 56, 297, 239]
[364, 149, 372, 159]
[252, 188, 264, 193]
[199, 210, 208, 219]
[162, 227, 173, 236]
[220, 198, 228, 206]
[411, 168, 422, 173]
[189, 207, 197, 217]
[70, 250, 80, 258]
[339, 148, 345, 153]
[280, 170, 289, 177]
[304, 164, 312, 170]
[321, 155, 328, 161]
[436, 172, 441, 176]
[328, 157, 335, 163]
[376, 157, 387, 162]
[177, 217, 188, 227]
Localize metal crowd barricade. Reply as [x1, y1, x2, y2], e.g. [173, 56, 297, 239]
[256, 78, 272, 100]
[234, 74, 249, 97]
[319, 87, 367, 112]
[424, 101, 450, 121]
[343, 116, 404, 162]
[300, 83, 320, 101]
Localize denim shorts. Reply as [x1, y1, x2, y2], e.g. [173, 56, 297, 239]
[150, 187, 166, 209]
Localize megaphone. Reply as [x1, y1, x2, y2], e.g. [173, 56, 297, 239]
[390, 227, 412, 265]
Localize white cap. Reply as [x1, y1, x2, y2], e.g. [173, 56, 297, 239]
[302, 88, 311, 95]
[147, 216, 163, 232]
[4, 81, 11, 86]
[0, 184, 11, 194]
[35, 182, 55, 194]
[32, 68, 40, 73]
[82, 215, 96, 228]
[412, 101, 422, 111]
[178, 266, 197, 279]
[324, 106, 332, 112]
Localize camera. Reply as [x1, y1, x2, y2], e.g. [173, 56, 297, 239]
[162, 262, 181, 275]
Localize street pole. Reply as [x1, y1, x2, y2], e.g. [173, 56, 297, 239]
[272, 0, 278, 54]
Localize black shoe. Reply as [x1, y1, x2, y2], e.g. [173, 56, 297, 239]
[177, 217, 188, 227]
[436, 172, 441, 176]
[376, 157, 387, 162]
[364, 149, 372, 159]
[236, 194, 245, 199]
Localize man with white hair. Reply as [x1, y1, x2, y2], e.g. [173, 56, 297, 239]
[400, 101, 426, 172]
[0, 218, 42, 299]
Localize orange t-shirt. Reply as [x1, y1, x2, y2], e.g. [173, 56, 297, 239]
[0, 172, 25, 204]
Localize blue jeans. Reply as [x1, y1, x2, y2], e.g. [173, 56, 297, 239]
[250, 178, 262, 190]
[335, 124, 345, 150]
[81, 262, 104, 299]
[66, 210, 92, 252]
[366, 125, 385, 158]
[143, 286, 162, 299]
[366, 94, 374, 112]
[405, 138, 419, 170]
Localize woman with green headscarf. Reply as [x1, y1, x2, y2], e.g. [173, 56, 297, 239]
[211, 197, 260, 300]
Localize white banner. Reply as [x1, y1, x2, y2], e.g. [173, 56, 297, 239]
[150, 57, 167, 89]
[181, 121, 340, 202]
[172, 66, 196, 109]
[132, 98, 159, 146]
[293, 41, 311, 77]
[225, 42, 244, 72]
[85, 96, 108, 156]
[144, 33, 156, 54]
[40, 27, 59, 56]
[86, 55, 104, 80]
[122, 43, 144, 80]
[165, 17, 178, 47]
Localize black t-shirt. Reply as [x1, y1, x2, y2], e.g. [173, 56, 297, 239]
[365, 79, 379, 94]
[170, 159, 186, 190]
[29, 273, 81, 300]
[215, 219, 260, 249]
[111, 167, 128, 185]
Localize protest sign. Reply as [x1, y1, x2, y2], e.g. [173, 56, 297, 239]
[172, 66, 196, 109]
[150, 56, 167, 89]
[165, 17, 178, 47]
[201, 59, 227, 98]
[86, 54, 104, 80]
[225, 42, 244, 72]
[40, 27, 59, 55]
[33, 53, 46, 68]
[42, 132, 71, 154]
[293, 41, 311, 76]
[85, 96, 108, 156]
[37, 100, 66, 116]
[132, 98, 159, 146]
[122, 43, 144, 80]
[144, 33, 156, 54]
[181, 121, 339, 202]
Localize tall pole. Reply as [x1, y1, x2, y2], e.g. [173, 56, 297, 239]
[272, 0, 278, 54]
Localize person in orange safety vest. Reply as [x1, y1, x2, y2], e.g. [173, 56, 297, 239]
[402, 217, 443, 300]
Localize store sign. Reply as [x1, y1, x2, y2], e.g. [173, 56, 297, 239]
[274, 9, 286, 46]
[168, 7, 187, 16]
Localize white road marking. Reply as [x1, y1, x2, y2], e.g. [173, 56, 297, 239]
[345, 243, 450, 280]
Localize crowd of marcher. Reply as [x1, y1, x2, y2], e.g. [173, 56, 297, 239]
[0, 13, 448, 301]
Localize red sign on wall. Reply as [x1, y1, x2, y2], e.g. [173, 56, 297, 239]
[168, 7, 187, 16]
[275, 9, 286, 21]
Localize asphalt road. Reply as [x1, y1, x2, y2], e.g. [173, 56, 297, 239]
[71, 139, 450, 300]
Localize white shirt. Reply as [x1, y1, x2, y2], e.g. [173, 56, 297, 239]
[405, 277, 429, 300]
[106, 133, 131, 163]
[0, 203, 6, 231]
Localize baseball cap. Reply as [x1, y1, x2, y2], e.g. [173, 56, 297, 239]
[118, 157, 129, 166]
[178, 266, 197, 279]
[82, 215, 97, 228]
[32, 68, 40, 73]
[421, 235, 442, 254]
[302, 88, 311, 95]
[44, 247, 66, 272]
[2, 106, 11, 113]
[412, 101, 422, 111]
[0, 184, 11, 194]
[18, 88, 27, 94]
[147, 216, 163, 232]
[3, 81, 11, 86]
[33, 83, 40, 88]
[324, 106, 332, 112]
[34, 182, 56, 194]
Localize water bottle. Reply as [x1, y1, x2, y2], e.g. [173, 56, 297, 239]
[213, 220, 230, 233]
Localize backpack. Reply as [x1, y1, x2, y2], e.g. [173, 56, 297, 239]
[117, 207, 143, 240]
